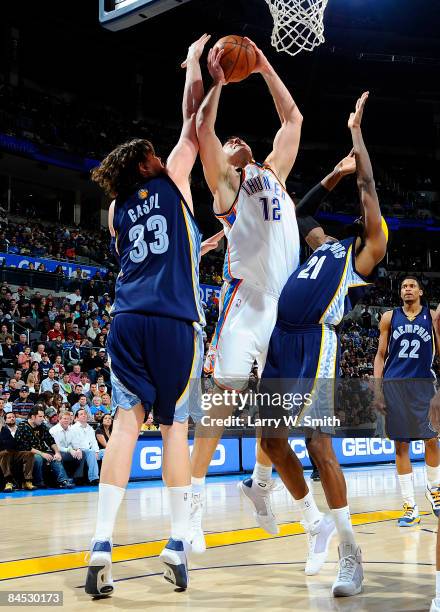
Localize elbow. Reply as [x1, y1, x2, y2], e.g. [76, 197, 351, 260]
[357, 177, 375, 192]
[285, 106, 303, 125]
[196, 108, 208, 135]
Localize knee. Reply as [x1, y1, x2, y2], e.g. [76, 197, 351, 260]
[261, 437, 290, 463]
[307, 440, 338, 470]
[33, 454, 43, 465]
[395, 442, 409, 457]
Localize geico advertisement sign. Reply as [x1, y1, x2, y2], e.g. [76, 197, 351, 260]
[341, 438, 425, 458]
[140, 444, 226, 470]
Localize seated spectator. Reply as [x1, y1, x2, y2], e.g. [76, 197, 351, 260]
[12, 386, 34, 422]
[59, 372, 72, 398]
[0, 323, 11, 343]
[40, 368, 57, 393]
[2, 391, 13, 413]
[97, 382, 107, 396]
[141, 412, 158, 431]
[52, 355, 65, 378]
[86, 382, 99, 404]
[90, 395, 104, 417]
[80, 373, 90, 393]
[15, 406, 74, 489]
[14, 334, 29, 356]
[49, 412, 86, 483]
[0, 412, 35, 491]
[48, 335, 64, 358]
[31, 343, 45, 363]
[95, 413, 113, 455]
[87, 318, 101, 341]
[67, 339, 82, 367]
[71, 394, 92, 420]
[26, 361, 41, 386]
[2, 337, 15, 366]
[66, 289, 82, 307]
[70, 408, 100, 485]
[6, 379, 20, 401]
[39, 353, 53, 378]
[67, 383, 83, 406]
[67, 323, 82, 342]
[69, 364, 82, 386]
[17, 346, 32, 371]
[101, 393, 112, 413]
[0, 397, 6, 428]
[47, 321, 65, 342]
[12, 370, 25, 390]
[44, 407, 60, 430]
[52, 382, 67, 403]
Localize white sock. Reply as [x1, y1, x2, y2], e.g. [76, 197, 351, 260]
[331, 505, 356, 548]
[94, 483, 125, 541]
[426, 464, 440, 489]
[168, 485, 191, 541]
[296, 490, 322, 527]
[191, 476, 205, 495]
[252, 462, 272, 484]
[436, 571, 440, 599]
[398, 473, 415, 506]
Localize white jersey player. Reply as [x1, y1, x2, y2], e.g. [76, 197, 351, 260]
[191, 37, 303, 552]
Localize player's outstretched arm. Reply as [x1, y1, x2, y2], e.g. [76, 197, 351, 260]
[201, 229, 224, 256]
[167, 34, 210, 195]
[350, 92, 387, 276]
[196, 47, 237, 213]
[244, 38, 303, 184]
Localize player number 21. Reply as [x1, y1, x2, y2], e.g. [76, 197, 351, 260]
[129, 215, 169, 263]
[297, 255, 327, 280]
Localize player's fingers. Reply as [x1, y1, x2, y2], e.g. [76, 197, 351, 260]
[348, 148, 355, 157]
[181, 60, 187, 69]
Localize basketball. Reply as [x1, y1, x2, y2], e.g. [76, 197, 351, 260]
[214, 35, 257, 83]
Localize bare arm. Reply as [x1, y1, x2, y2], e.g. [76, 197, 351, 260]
[96, 433, 107, 449]
[196, 48, 239, 214]
[244, 39, 302, 184]
[349, 93, 387, 276]
[431, 308, 440, 354]
[108, 200, 115, 237]
[373, 310, 392, 379]
[201, 230, 224, 256]
[166, 34, 210, 206]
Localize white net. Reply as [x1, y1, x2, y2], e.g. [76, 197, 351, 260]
[265, 0, 329, 57]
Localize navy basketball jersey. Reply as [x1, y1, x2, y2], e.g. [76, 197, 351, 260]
[383, 306, 436, 380]
[277, 237, 370, 325]
[111, 174, 205, 325]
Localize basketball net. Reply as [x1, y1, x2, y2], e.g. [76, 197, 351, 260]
[265, 0, 329, 57]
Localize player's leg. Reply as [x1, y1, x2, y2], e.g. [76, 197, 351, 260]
[307, 432, 363, 596]
[424, 437, 440, 517]
[86, 401, 144, 597]
[395, 440, 420, 526]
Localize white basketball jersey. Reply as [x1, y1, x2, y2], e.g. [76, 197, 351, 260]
[216, 163, 300, 297]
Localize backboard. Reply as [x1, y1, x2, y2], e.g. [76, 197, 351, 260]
[99, 0, 192, 31]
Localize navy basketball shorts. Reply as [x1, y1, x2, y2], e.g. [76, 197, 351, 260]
[107, 313, 204, 426]
[384, 378, 437, 441]
[260, 321, 339, 432]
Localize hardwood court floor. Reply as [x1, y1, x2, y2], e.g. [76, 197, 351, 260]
[0, 464, 437, 611]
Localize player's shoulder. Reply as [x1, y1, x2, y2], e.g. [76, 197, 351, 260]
[380, 309, 394, 326]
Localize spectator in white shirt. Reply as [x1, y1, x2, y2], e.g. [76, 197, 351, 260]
[31, 344, 46, 364]
[40, 369, 57, 393]
[50, 412, 86, 482]
[86, 319, 101, 341]
[70, 408, 99, 484]
[66, 289, 82, 306]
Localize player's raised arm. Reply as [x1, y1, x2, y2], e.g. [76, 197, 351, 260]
[349, 92, 387, 275]
[167, 34, 210, 197]
[244, 38, 303, 185]
[196, 47, 237, 213]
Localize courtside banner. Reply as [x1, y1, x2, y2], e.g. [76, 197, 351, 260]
[0, 252, 106, 278]
[199, 284, 221, 304]
[131, 437, 240, 479]
[241, 437, 426, 471]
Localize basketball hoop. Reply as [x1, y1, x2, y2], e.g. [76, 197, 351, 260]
[265, 0, 329, 57]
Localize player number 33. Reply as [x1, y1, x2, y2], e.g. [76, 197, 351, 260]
[129, 215, 169, 262]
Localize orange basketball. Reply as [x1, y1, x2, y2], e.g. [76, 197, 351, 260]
[214, 35, 257, 83]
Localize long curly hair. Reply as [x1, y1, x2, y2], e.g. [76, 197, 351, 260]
[91, 138, 155, 198]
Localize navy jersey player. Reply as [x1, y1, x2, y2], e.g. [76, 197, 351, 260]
[84, 34, 211, 596]
[374, 277, 440, 527]
[259, 93, 387, 598]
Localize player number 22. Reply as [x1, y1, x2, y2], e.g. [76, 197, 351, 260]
[297, 255, 327, 280]
[398, 339, 420, 359]
[128, 215, 169, 263]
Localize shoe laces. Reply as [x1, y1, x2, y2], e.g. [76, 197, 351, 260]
[402, 503, 415, 518]
[337, 554, 356, 582]
[430, 488, 440, 508]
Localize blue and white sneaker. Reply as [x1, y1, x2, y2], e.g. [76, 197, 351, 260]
[238, 478, 279, 535]
[159, 538, 191, 590]
[397, 503, 420, 527]
[426, 486, 440, 518]
[85, 539, 114, 598]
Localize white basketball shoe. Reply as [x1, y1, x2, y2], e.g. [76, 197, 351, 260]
[303, 514, 336, 575]
[238, 478, 279, 535]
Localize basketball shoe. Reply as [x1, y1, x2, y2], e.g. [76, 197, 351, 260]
[430, 598, 440, 611]
[238, 478, 279, 535]
[159, 538, 191, 590]
[303, 514, 336, 575]
[426, 485, 440, 518]
[85, 539, 114, 597]
[189, 491, 206, 554]
[397, 503, 420, 526]
[332, 543, 363, 597]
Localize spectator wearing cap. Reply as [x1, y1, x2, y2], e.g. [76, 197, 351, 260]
[70, 408, 99, 484]
[49, 412, 86, 483]
[39, 353, 53, 378]
[44, 407, 59, 429]
[40, 368, 58, 393]
[71, 394, 92, 420]
[15, 406, 74, 489]
[31, 343, 45, 364]
[12, 386, 34, 422]
[97, 382, 107, 397]
[0, 412, 35, 492]
[47, 321, 65, 342]
[67, 323, 82, 342]
[67, 383, 83, 406]
[68, 364, 82, 386]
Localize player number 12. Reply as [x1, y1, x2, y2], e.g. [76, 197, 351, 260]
[260, 197, 281, 221]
